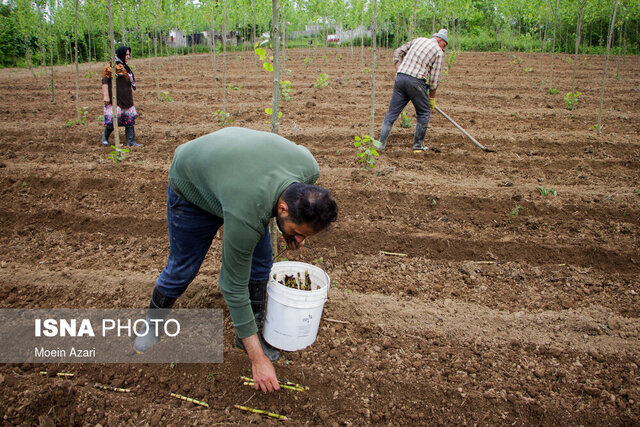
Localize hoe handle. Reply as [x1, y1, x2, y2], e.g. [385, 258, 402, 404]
[435, 105, 495, 152]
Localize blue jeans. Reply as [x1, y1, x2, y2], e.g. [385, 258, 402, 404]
[383, 73, 431, 125]
[155, 185, 273, 298]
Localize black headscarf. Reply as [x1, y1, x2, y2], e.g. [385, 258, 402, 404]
[115, 46, 135, 90]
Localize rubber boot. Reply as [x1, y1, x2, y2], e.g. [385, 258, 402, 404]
[101, 124, 113, 146]
[377, 122, 393, 151]
[125, 126, 143, 147]
[412, 121, 429, 152]
[234, 279, 282, 361]
[134, 287, 177, 354]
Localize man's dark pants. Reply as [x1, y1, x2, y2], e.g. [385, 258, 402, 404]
[379, 73, 431, 150]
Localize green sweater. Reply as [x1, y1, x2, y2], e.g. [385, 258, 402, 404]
[168, 127, 320, 338]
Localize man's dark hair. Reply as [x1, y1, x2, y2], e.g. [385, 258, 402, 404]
[281, 183, 338, 232]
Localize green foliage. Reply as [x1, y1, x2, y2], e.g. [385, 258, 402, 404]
[353, 135, 381, 169]
[400, 110, 412, 129]
[303, 57, 311, 67]
[548, 88, 560, 95]
[159, 91, 173, 102]
[264, 108, 282, 121]
[525, 67, 533, 73]
[510, 54, 522, 65]
[510, 203, 523, 217]
[537, 187, 557, 197]
[565, 92, 582, 110]
[226, 83, 240, 91]
[446, 50, 458, 75]
[314, 73, 329, 89]
[64, 107, 88, 127]
[254, 46, 273, 72]
[280, 80, 292, 101]
[590, 124, 602, 132]
[84, 70, 96, 79]
[213, 110, 232, 126]
[107, 145, 129, 163]
[431, 199, 437, 207]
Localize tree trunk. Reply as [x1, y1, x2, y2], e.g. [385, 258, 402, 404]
[570, 0, 587, 97]
[107, 0, 120, 147]
[410, 0, 417, 41]
[222, 0, 228, 112]
[360, 5, 364, 70]
[121, 2, 126, 44]
[597, 0, 619, 135]
[153, 0, 160, 98]
[369, 0, 377, 136]
[548, 0, 559, 91]
[270, 0, 281, 256]
[74, 0, 80, 121]
[211, 4, 217, 81]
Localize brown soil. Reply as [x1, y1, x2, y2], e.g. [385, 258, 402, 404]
[1, 48, 639, 426]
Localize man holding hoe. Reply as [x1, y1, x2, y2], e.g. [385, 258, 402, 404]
[378, 29, 448, 153]
[134, 127, 338, 393]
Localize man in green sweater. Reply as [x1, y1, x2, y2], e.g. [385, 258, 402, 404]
[134, 127, 338, 393]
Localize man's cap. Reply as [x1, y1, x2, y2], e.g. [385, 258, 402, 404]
[432, 29, 448, 45]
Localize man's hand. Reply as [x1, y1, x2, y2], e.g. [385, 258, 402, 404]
[429, 98, 436, 109]
[242, 334, 280, 392]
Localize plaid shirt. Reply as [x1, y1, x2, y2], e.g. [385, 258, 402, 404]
[394, 37, 444, 90]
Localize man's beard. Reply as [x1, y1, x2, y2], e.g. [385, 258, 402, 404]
[275, 213, 298, 250]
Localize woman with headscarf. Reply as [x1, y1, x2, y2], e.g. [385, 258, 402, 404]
[101, 46, 142, 147]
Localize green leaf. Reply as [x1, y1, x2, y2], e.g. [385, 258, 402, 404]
[254, 48, 266, 60]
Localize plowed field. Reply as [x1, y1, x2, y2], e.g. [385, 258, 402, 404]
[1, 47, 639, 425]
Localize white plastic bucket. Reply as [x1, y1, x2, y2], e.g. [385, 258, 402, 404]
[263, 261, 330, 351]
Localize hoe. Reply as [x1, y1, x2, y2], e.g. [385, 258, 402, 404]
[433, 105, 496, 153]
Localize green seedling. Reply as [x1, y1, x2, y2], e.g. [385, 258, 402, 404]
[400, 110, 412, 128]
[362, 67, 371, 74]
[590, 124, 602, 132]
[226, 83, 240, 91]
[107, 145, 130, 163]
[213, 109, 232, 126]
[314, 73, 329, 89]
[354, 135, 381, 169]
[303, 57, 311, 67]
[525, 67, 533, 73]
[565, 91, 582, 110]
[510, 55, 522, 65]
[431, 199, 437, 207]
[510, 203, 523, 216]
[159, 91, 173, 102]
[537, 187, 557, 197]
[548, 88, 560, 95]
[280, 80, 292, 101]
[64, 106, 89, 127]
[96, 115, 104, 123]
[84, 70, 96, 79]
[447, 50, 458, 69]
